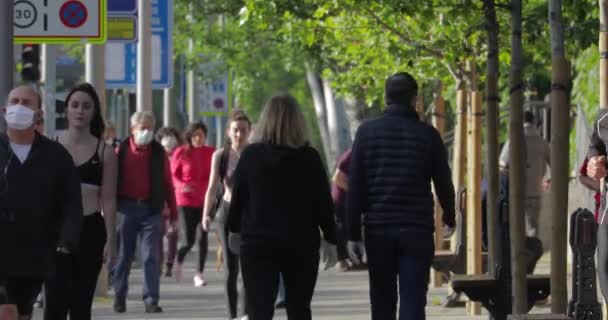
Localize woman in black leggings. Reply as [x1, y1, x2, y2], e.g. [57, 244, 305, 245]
[202, 110, 251, 320]
[172, 122, 215, 286]
[44, 83, 118, 320]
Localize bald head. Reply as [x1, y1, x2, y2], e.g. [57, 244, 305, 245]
[7, 85, 41, 111]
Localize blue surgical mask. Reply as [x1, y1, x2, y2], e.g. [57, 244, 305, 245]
[134, 129, 154, 146]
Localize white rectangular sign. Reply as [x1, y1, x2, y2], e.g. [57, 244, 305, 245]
[14, 0, 106, 44]
[197, 71, 230, 115]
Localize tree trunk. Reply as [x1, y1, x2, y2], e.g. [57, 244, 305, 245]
[509, 0, 528, 314]
[450, 80, 467, 259]
[483, 0, 500, 278]
[343, 96, 366, 137]
[322, 79, 352, 168]
[335, 97, 353, 152]
[431, 87, 446, 288]
[601, 0, 608, 109]
[323, 78, 339, 170]
[306, 68, 333, 168]
[549, 0, 570, 313]
[467, 91, 483, 316]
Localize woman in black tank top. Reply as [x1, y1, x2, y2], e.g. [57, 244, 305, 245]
[44, 83, 118, 320]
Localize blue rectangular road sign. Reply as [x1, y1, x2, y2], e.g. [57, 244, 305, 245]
[105, 0, 173, 89]
[108, 0, 137, 15]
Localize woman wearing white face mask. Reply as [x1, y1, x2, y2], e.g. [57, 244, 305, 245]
[155, 127, 183, 277]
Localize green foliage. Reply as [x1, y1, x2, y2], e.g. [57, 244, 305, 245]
[169, 0, 603, 164]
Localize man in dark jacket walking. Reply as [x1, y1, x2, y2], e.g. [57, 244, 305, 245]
[346, 72, 456, 320]
[0, 85, 82, 320]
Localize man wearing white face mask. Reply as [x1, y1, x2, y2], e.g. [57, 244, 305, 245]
[0, 86, 82, 320]
[112, 111, 177, 314]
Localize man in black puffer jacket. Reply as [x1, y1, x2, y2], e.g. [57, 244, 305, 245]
[346, 72, 455, 320]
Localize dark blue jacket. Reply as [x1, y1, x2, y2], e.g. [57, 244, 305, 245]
[346, 104, 455, 241]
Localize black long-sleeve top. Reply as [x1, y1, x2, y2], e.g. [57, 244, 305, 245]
[228, 143, 337, 249]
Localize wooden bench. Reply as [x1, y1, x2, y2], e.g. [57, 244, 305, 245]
[450, 185, 550, 320]
[432, 187, 487, 288]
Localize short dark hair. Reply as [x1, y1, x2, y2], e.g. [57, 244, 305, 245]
[229, 109, 251, 127]
[184, 121, 208, 147]
[524, 111, 535, 124]
[385, 72, 418, 106]
[65, 83, 105, 139]
[156, 127, 183, 145]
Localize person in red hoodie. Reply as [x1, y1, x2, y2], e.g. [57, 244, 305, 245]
[172, 122, 215, 287]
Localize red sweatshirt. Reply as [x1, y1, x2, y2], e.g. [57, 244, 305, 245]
[170, 145, 215, 208]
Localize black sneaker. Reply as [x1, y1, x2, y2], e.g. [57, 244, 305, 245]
[164, 264, 173, 278]
[113, 301, 126, 313]
[145, 303, 163, 313]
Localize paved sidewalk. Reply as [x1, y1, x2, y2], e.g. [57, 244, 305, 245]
[32, 248, 555, 319]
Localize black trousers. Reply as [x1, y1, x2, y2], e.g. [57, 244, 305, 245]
[176, 206, 208, 273]
[334, 205, 349, 261]
[218, 219, 246, 318]
[44, 212, 106, 320]
[241, 244, 319, 320]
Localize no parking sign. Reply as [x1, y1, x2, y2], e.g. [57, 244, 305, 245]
[13, 0, 106, 44]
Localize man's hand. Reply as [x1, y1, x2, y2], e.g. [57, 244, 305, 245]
[588, 156, 607, 180]
[320, 241, 338, 270]
[103, 245, 118, 267]
[347, 241, 366, 265]
[202, 215, 213, 231]
[167, 220, 177, 234]
[182, 184, 193, 193]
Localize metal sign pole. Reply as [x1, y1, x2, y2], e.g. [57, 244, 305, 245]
[0, 1, 13, 132]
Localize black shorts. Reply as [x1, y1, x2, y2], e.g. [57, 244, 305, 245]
[0, 276, 43, 316]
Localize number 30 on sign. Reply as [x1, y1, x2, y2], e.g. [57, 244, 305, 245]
[13, 0, 107, 44]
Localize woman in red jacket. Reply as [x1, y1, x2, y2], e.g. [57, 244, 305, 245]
[171, 122, 215, 286]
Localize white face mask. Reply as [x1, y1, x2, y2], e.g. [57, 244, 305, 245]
[134, 129, 154, 146]
[161, 136, 178, 151]
[5, 104, 35, 130]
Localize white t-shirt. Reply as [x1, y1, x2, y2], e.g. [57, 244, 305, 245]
[9, 142, 32, 163]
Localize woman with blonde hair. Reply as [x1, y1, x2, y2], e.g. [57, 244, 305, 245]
[227, 94, 337, 320]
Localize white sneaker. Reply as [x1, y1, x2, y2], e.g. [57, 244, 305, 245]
[240, 316, 249, 320]
[194, 274, 206, 287]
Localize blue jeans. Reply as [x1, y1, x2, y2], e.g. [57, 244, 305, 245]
[113, 199, 163, 305]
[365, 226, 434, 320]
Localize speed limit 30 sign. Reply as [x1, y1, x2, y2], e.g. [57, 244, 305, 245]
[13, 0, 106, 44]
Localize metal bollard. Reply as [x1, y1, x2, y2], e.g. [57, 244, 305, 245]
[568, 208, 602, 320]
